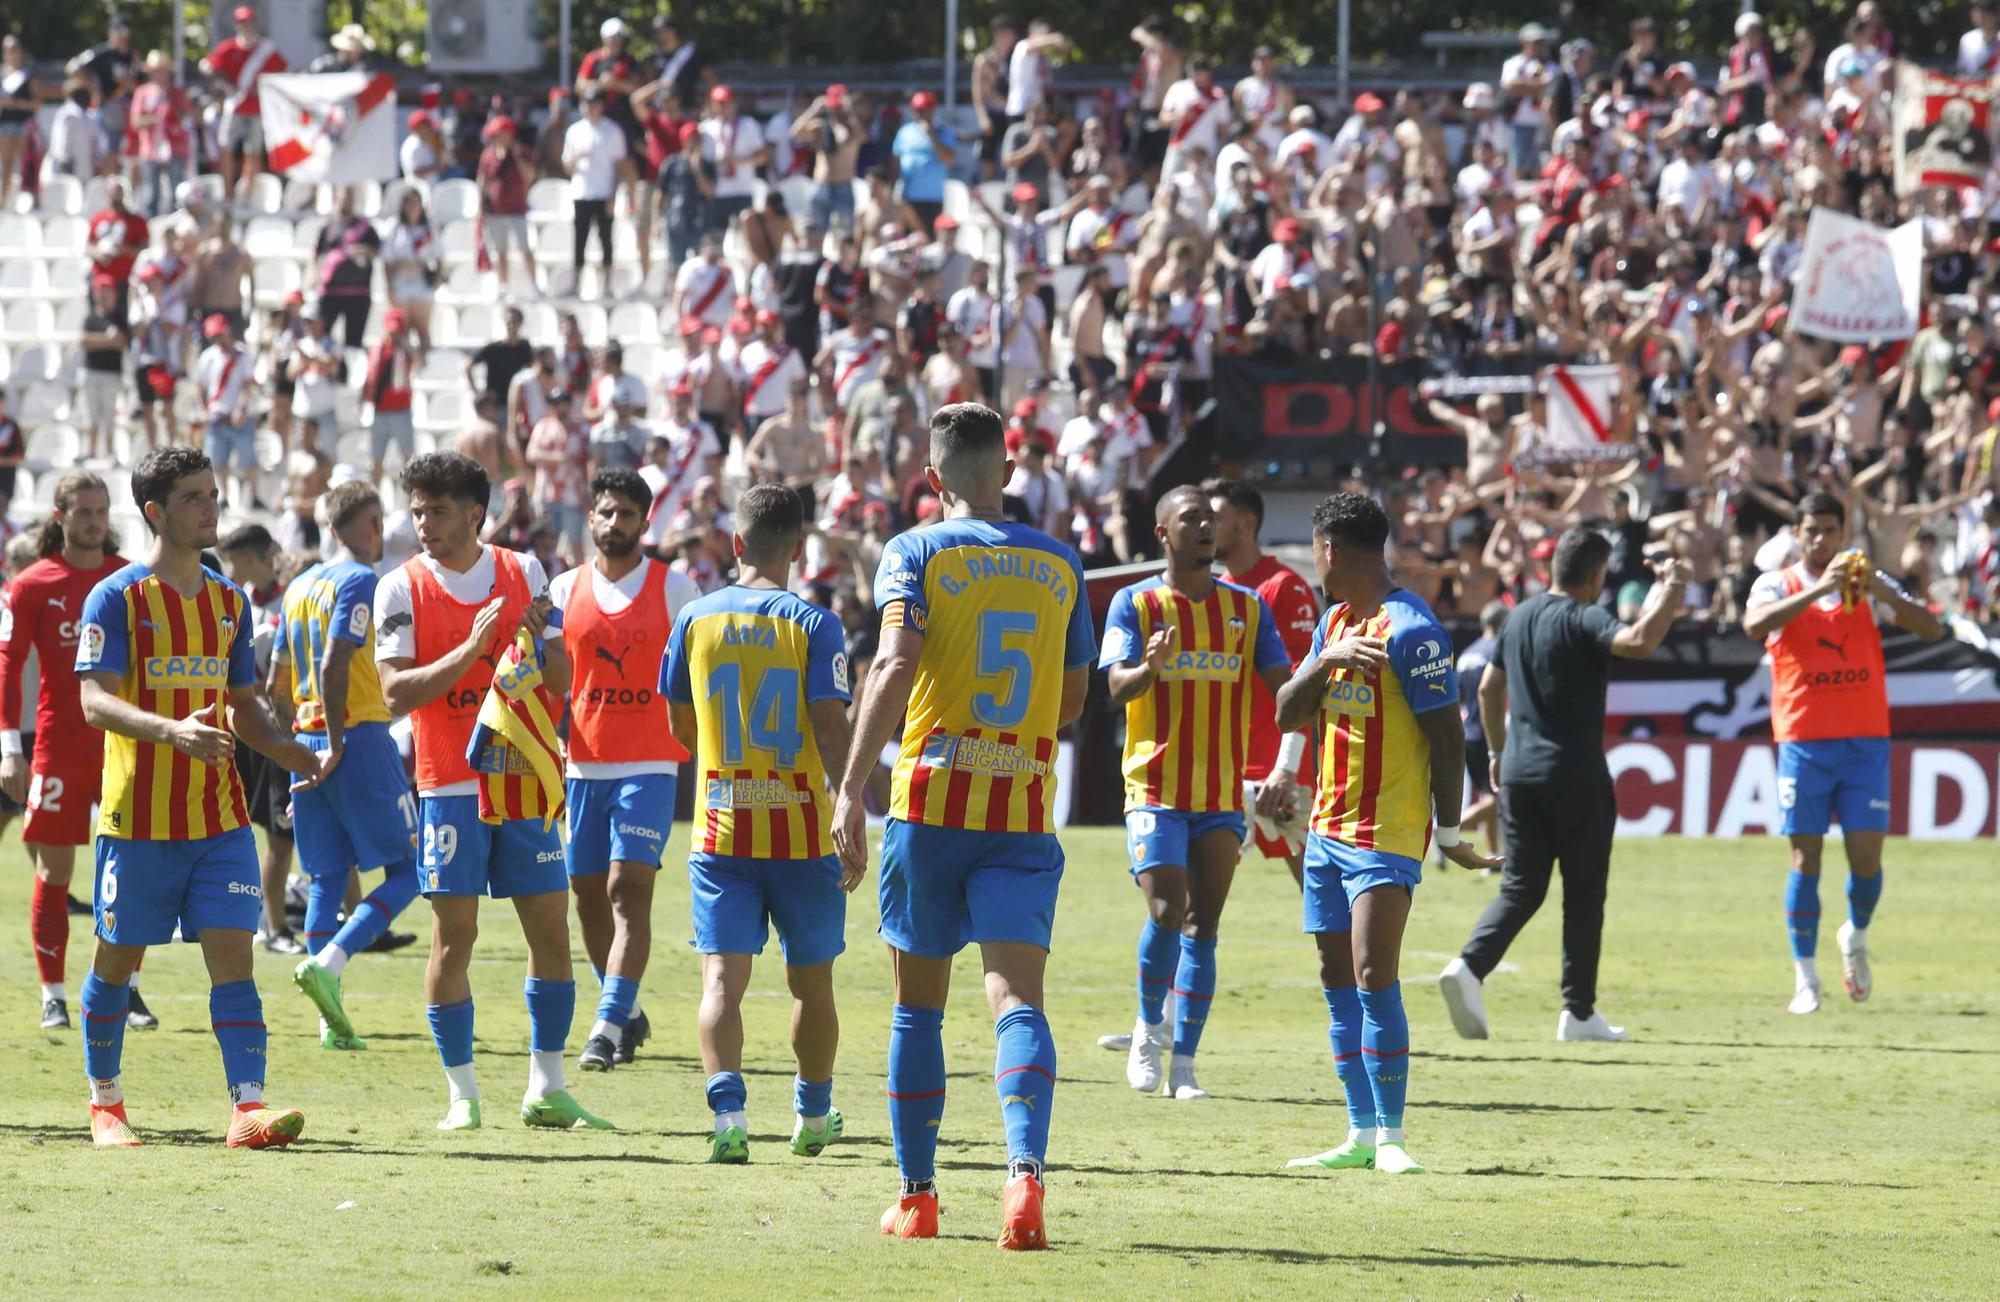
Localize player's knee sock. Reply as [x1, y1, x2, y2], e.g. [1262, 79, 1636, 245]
[1785, 871, 1821, 961]
[590, 975, 639, 1046]
[80, 972, 129, 1100]
[706, 1070, 747, 1132]
[1136, 917, 1175, 1025]
[209, 980, 267, 1106]
[1171, 935, 1218, 1060]
[426, 998, 478, 1100]
[523, 977, 574, 1099]
[795, 1075, 833, 1125]
[993, 1003, 1055, 1174]
[887, 1004, 946, 1185]
[1847, 870, 1882, 932]
[303, 873, 344, 955]
[326, 857, 420, 973]
[1322, 986, 1376, 1137]
[30, 875, 67, 995]
[1357, 983, 1410, 1138]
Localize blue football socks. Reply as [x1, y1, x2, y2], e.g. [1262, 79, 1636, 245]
[706, 1070, 748, 1117]
[303, 873, 345, 951]
[329, 857, 420, 958]
[1172, 935, 1218, 1058]
[887, 1004, 946, 1183]
[80, 972, 129, 1086]
[209, 979, 267, 1105]
[427, 998, 475, 1069]
[1848, 869, 1882, 931]
[1136, 917, 1176, 1025]
[794, 1075, 833, 1120]
[1357, 983, 1410, 1133]
[596, 975, 640, 1031]
[1785, 870, 1821, 959]
[993, 1004, 1056, 1172]
[523, 977, 574, 1055]
[1323, 986, 1376, 1133]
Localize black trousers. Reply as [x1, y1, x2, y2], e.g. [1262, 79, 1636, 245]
[1460, 779, 1616, 1018]
[573, 198, 614, 270]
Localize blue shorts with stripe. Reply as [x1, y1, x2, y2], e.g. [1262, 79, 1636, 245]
[292, 723, 418, 878]
[878, 819, 1064, 958]
[417, 793, 567, 899]
[94, 826, 261, 945]
[688, 852, 845, 967]
[565, 772, 675, 875]
[1302, 831, 1421, 934]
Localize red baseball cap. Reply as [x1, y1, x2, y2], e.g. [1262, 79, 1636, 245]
[728, 317, 753, 337]
[284, 289, 304, 306]
[754, 308, 781, 327]
[1012, 396, 1038, 420]
[826, 83, 848, 107]
[669, 377, 694, 397]
[1273, 217, 1303, 241]
[231, 5, 256, 22]
[701, 326, 723, 345]
[910, 90, 938, 111]
[710, 85, 734, 104]
[1354, 91, 1386, 113]
[482, 115, 517, 138]
[935, 213, 959, 230]
[203, 313, 231, 338]
[1987, 396, 2000, 424]
[136, 263, 168, 282]
[1011, 181, 1040, 203]
[1532, 536, 1558, 561]
[408, 109, 433, 129]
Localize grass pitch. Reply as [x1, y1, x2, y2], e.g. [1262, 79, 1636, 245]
[1, 828, 1994, 1299]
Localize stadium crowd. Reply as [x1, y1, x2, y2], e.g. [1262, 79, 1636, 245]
[5, 0, 2000, 640]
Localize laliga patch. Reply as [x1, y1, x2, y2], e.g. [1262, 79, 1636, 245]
[349, 602, 372, 640]
[79, 622, 106, 665]
[832, 652, 849, 694]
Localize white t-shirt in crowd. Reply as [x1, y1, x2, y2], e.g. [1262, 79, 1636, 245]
[563, 116, 627, 201]
[699, 114, 765, 198]
[1499, 54, 1551, 127]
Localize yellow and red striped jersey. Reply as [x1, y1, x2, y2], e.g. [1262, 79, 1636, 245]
[1308, 590, 1459, 861]
[76, 563, 255, 840]
[1099, 575, 1291, 812]
[663, 585, 850, 859]
[874, 519, 1095, 834]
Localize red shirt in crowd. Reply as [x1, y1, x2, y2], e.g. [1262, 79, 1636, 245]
[365, 338, 415, 413]
[477, 143, 531, 216]
[643, 112, 694, 175]
[199, 35, 288, 117]
[87, 206, 151, 284]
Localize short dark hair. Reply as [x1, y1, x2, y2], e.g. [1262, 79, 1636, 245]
[1201, 476, 1264, 531]
[322, 480, 381, 532]
[218, 522, 277, 555]
[929, 401, 1006, 489]
[1552, 527, 1613, 589]
[1797, 490, 1847, 525]
[589, 467, 651, 515]
[1310, 492, 1389, 552]
[401, 450, 490, 510]
[131, 445, 213, 535]
[736, 483, 805, 564]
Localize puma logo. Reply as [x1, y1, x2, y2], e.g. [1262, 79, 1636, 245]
[594, 644, 630, 678]
[1817, 634, 1849, 662]
[1002, 1094, 1038, 1111]
[47, 597, 67, 611]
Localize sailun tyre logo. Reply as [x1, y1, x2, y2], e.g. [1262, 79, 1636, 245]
[1416, 639, 1442, 662]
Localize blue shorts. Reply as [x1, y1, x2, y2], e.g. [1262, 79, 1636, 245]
[417, 793, 567, 899]
[1302, 832, 1422, 935]
[291, 724, 418, 878]
[878, 818, 1064, 958]
[565, 772, 675, 875]
[1779, 738, 1892, 836]
[1124, 806, 1248, 875]
[688, 852, 846, 966]
[94, 826, 261, 945]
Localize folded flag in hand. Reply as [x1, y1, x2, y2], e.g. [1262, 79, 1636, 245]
[466, 630, 566, 829]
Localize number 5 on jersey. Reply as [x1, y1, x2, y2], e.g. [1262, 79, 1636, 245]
[973, 611, 1037, 728]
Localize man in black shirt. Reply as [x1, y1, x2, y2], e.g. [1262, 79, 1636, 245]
[465, 307, 535, 410]
[775, 227, 826, 357]
[650, 17, 711, 110]
[1438, 528, 1689, 1043]
[78, 277, 129, 463]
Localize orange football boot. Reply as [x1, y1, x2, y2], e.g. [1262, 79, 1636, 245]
[880, 1189, 940, 1239]
[225, 1102, 305, 1149]
[997, 1173, 1047, 1251]
[89, 1102, 141, 1147]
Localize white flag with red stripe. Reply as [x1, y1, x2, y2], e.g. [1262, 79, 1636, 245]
[1539, 363, 1620, 454]
[261, 72, 398, 186]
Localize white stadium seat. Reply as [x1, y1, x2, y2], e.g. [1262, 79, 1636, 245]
[430, 178, 478, 225]
[440, 218, 479, 261]
[37, 175, 83, 216]
[454, 302, 500, 345]
[527, 179, 572, 219]
[252, 258, 303, 309]
[608, 301, 661, 344]
[40, 214, 85, 254]
[1, 299, 53, 344]
[0, 213, 34, 258]
[46, 256, 90, 299]
[249, 173, 285, 215]
[245, 216, 294, 259]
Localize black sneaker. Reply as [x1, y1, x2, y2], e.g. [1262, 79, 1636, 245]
[66, 893, 92, 916]
[366, 930, 418, 954]
[125, 988, 159, 1029]
[42, 997, 70, 1029]
[578, 1034, 618, 1072]
[615, 1009, 650, 1065]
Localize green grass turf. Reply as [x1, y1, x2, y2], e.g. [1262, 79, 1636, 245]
[1, 827, 1995, 1299]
